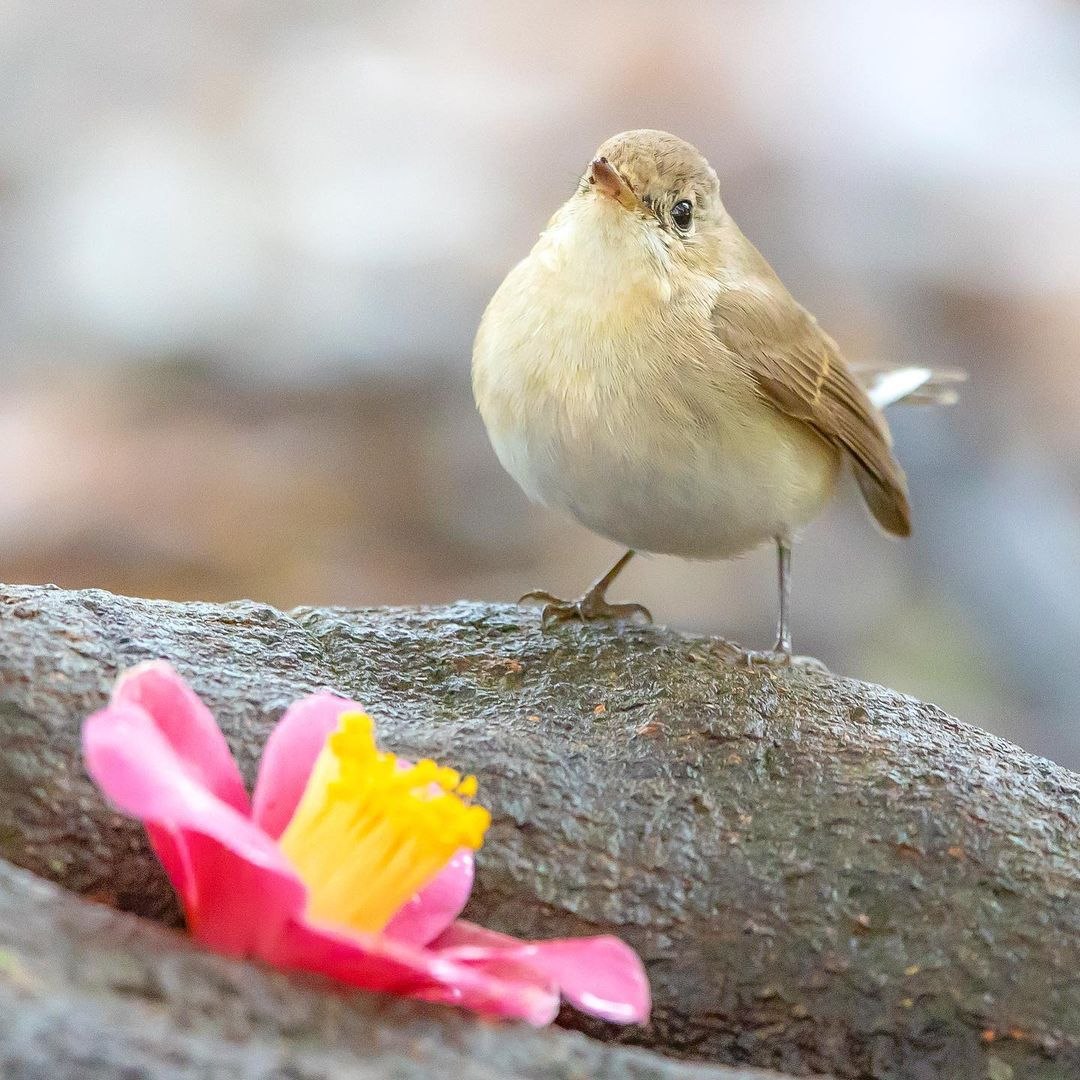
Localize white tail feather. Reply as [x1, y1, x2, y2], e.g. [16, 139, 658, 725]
[859, 365, 966, 410]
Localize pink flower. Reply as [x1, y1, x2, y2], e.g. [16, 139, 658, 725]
[82, 661, 650, 1026]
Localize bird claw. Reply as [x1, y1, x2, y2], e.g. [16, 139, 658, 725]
[518, 590, 564, 607]
[518, 590, 652, 628]
[739, 648, 829, 673]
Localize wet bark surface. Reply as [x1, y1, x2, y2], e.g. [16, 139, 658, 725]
[1, 582, 1078, 1079]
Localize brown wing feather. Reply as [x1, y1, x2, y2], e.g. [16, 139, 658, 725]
[711, 271, 911, 537]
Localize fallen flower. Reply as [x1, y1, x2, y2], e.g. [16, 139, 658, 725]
[82, 661, 649, 1026]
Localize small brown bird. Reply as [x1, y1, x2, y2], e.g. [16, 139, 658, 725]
[472, 129, 960, 663]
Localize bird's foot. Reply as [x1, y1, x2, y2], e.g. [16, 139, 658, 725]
[518, 588, 652, 629]
[739, 647, 829, 674]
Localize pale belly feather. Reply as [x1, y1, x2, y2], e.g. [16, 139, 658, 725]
[484, 360, 839, 559]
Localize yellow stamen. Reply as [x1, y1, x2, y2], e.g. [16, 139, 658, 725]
[279, 711, 490, 934]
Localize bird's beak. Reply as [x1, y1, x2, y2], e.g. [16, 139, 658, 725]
[587, 157, 640, 211]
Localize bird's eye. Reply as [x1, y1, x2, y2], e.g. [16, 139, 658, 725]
[671, 199, 693, 231]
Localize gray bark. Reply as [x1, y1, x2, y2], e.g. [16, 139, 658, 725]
[0, 857, 796, 1080]
[1, 582, 1078, 1079]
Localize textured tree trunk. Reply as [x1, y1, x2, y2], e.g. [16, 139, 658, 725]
[0, 582, 1078, 1079]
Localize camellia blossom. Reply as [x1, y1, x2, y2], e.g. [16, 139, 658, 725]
[82, 661, 650, 1026]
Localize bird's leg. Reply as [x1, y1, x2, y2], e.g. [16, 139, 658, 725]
[741, 539, 793, 665]
[519, 549, 652, 628]
[774, 537, 793, 657]
[740, 539, 826, 671]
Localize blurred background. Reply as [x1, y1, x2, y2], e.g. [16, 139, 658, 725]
[3, 0, 1079, 765]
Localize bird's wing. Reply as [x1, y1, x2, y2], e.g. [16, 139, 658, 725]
[710, 279, 911, 536]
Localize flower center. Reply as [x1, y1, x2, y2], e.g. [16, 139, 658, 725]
[279, 711, 490, 934]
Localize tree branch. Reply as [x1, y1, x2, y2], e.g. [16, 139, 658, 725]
[1, 583, 1077, 1078]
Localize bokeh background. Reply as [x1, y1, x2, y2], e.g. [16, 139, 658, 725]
[3, 1, 1079, 765]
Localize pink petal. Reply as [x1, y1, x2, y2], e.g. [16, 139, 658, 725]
[83, 701, 307, 954]
[144, 821, 194, 904]
[432, 921, 651, 1025]
[383, 849, 475, 947]
[271, 914, 561, 1025]
[178, 829, 308, 956]
[251, 692, 359, 839]
[111, 661, 249, 814]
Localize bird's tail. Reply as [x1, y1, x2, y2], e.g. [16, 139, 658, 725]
[856, 365, 967, 410]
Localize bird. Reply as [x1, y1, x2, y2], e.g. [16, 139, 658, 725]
[472, 129, 961, 664]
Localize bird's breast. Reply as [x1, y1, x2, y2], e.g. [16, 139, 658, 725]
[472, 224, 839, 559]
[473, 212, 687, 447]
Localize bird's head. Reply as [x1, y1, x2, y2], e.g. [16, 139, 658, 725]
[583, 131, 725, 265]
[541, 131, 727, 299]
[584, 130, 721, 229]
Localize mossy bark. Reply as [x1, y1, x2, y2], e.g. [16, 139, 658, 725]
[1, 583, 1078, 1079]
